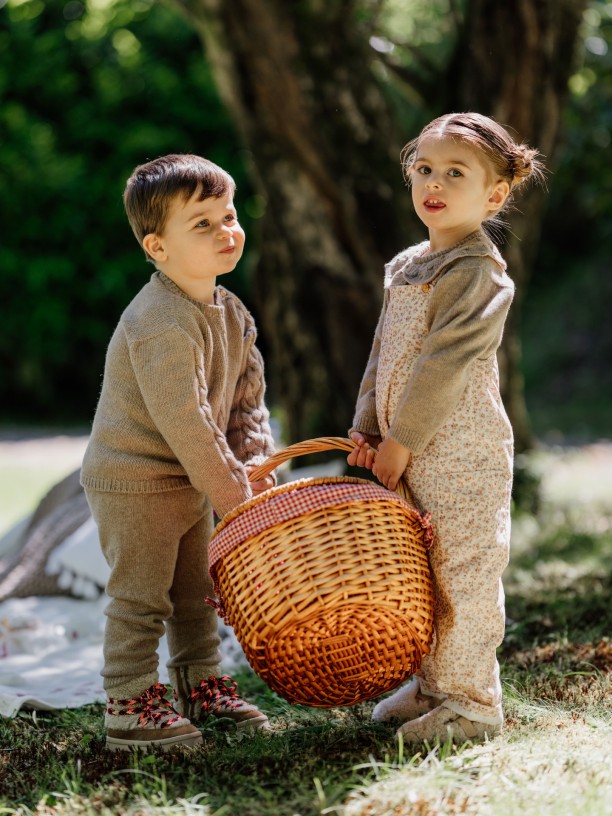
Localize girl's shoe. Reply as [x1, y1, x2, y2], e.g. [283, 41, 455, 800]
[397, 705, 502, 744]
[173, 672, 270, 731]
[372, 677, 440, 723]
[105, 681, 202, 751]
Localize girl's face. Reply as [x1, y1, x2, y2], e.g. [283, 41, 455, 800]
[410, 135, 509, 251]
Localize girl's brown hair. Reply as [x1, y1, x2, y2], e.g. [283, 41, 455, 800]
[401, 112, 546, 215]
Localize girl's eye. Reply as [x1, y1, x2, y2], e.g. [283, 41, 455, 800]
[448, 168, 462, 177]
[196, 220, 210, 228]
[224, 214, 236, 223]
[416, 166, 431, 175]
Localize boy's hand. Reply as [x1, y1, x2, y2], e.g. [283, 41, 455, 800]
[245, 465, 275, 497]
[347, 431, 382, 470]
[371, 437, 411, 492]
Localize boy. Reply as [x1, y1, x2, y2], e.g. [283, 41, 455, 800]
[81, 154, 276, 751]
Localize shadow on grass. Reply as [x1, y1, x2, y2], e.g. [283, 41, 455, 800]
[0, 688, 408, 816]
[501, 508, 612, 712]
[504, 570, 612, 650]
[3, 490, 611, 814]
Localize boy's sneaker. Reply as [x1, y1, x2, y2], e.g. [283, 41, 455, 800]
[175, 674, 270, 731]
[105, 681, 202, 751]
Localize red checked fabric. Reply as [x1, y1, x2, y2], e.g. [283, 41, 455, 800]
[209, 480, 411, 572]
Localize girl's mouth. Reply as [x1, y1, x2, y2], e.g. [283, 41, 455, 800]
[423, 198, 446, 212]
[220, 246, 236, 254]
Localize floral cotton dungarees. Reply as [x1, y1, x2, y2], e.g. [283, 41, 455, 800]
[376, 280, 513, 725]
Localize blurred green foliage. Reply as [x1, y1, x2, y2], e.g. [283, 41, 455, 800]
[0, 0, 611, 439]
[0, 0, 255, 423]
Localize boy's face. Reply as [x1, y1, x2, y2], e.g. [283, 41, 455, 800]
[143, 186, 245, 296]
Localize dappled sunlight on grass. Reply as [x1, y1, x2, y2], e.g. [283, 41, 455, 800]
[1, 438, 611, 815]
[340, 709, 611, 816]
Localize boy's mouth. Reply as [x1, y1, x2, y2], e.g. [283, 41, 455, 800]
[220, 245, 236, 254]
[423, 198, 446, 211]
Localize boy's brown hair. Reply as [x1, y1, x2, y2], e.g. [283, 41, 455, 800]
[124, 154, 236, 258]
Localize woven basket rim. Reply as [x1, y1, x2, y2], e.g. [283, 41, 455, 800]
[213, 474, 411, 535]
[209, 485, 426, 579]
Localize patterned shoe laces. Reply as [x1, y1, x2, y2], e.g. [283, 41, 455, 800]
[107, 682, 181, 729]
[189, 675, 242, 712]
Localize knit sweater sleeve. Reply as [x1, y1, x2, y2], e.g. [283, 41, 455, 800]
[387, 263, 514, 455]
[225, 320, 276, 472]
[350, 291, 388, 437]
[130, 327, 252, 517]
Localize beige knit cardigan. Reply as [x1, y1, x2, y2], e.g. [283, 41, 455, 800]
[81, 271, 275, 518]
[352, 230, 515, 455]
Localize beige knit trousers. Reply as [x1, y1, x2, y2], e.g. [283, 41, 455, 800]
[376, 284, 513, 725]
[85, 487, 222, 695]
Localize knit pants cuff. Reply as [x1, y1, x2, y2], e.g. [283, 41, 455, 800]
[169, 664, 223, 719]
[105, 672, 159, 701]
[169, 664, 223, 692]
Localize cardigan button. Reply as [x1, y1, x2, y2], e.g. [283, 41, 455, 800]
[420, 283, 432, 293]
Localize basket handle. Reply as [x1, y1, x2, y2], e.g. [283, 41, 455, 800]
[247, 436, 417, 508]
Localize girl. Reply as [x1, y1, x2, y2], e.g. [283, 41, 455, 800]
[348, 112, 544, 744]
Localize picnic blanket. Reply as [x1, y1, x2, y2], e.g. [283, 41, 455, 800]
[0, 472, 247, 717]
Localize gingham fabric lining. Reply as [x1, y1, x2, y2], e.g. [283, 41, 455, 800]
[208, 480, 412, 572]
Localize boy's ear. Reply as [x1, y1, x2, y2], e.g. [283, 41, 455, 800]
[142, 233, 167, 261]
[487, 180, 510, 212]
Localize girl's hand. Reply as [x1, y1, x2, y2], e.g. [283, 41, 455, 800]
[347, 431, 381, 470]
[371, 437, 411, 491]
[245, 466, 275, 497]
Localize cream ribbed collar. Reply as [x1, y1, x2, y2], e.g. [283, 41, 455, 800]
[155, 270, 227, 310]
[385, 229, 506, 286]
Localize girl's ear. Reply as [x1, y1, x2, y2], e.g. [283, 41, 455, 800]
[487, 180, 510, 213]
[142, 233, 167, 262]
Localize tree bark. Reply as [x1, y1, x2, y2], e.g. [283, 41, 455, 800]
[167, 0, 586, 451]
[171, 0, 415, 442]
[449, 0, 587, 450]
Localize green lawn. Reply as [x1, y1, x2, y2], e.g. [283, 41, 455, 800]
[0, 439, 611, 815]
[0, 433, 88, 537]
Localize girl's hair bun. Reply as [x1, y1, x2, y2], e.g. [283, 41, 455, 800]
[401, 112, 547, 201]
[509, 145, 545, 188]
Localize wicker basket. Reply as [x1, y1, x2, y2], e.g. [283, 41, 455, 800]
[208, 437, 434, 708]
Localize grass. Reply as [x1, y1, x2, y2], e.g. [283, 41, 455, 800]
[0, 432, 88, 537]
[1, 441, 611, 815]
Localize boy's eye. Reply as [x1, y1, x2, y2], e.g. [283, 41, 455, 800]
[416, 166, 431, 175]
[448, 168, 462, 177]
[196, 219, 210, 228]
[224, 214, 236, 223]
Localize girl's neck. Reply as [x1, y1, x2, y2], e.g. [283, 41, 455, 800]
[427, 226, 482, 254]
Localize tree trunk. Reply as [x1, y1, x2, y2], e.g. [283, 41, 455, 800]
[449, 0, 587, 450]
[171, 0, 415, 442]
[168, 0, 586, 451]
